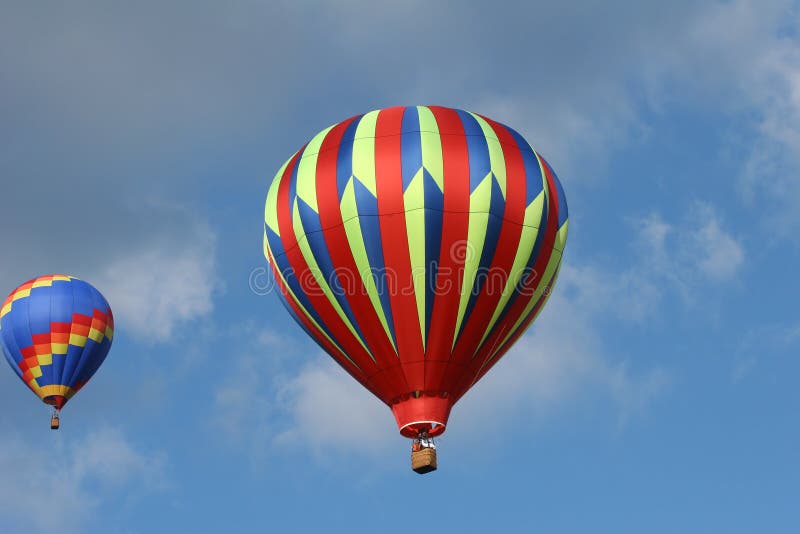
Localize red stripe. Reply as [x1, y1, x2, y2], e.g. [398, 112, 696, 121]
[460, 275, 558, 399]
[424, 106, 474, 393]
[315, 116, 409, 400]
[449, 118, 528, 366]
[450, 150, 563, 400]
[32, 333, 51, 344]
[274, 144, 380, 377]
[267, 246, 382, 399]
[374, 107, 426, 391]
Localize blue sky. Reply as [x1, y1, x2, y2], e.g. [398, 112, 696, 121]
[1, 1, 799, 532]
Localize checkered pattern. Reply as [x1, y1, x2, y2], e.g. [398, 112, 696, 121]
[0, 275, 114, 408]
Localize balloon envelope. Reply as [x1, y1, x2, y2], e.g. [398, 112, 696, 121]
[0, 275, 114, 409]
[263, 106, 567, 437]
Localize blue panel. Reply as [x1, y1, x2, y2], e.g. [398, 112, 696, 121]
[10, 298, 33, 358]
[353, 179, 397, 347]
[48, 280, 74, 323]
[268, 220, 347, 352]
[63, 280, 95, 387]
[481, 186, 551, 346]
[51, 354, 67, 385]
[423, 169, 444, 344]
[0, 332, 23, 378]
[353, 172, 379, 215]
[265, 224, 287, 259]
[507, 127, 545, 207]
[457, 183, 505, 343]
[296, 196, 323, 234]
[544, 159, 569, 226]
[401, 107, 422, 192]
[1, 308, 24, 367]
[299, 198, 371, 352]
[286, 148, 304, 228]
[72, 286, 112, 386]
[455, 110, 491, 193]
[49, 281, 74, 384]
[61, 344, 83, 389]
[336, 116, 362, 201]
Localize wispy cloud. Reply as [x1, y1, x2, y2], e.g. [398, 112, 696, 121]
[92, 220, 219, 343]
[209, 198, 748, 460]
[733, 320, 800, 383]
[212, 353, 275, 460]
[0, 427, 167, 534]
[274, 360, 396, 457]
[633, 202, 745, 299]
[453, 262, 671, 437]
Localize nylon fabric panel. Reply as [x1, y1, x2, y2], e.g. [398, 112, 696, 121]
[0, 276, 113, 406]
[375, 106, 425, 392]
[275, 143, 380, 378]
[301, 118, 373, 355]
[318, 115, 409, 396]
[423, 106, 472, 393]
[455, 152, 564, 400]
[451, 116, 528, 364]
[262, 105, 569, 433]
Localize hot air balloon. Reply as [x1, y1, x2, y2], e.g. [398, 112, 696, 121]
[263, 106, 568, 473]
[0, 275, 114, 429]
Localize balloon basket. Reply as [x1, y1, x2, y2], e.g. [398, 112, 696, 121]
[50, 413, 60, 430]
[411, 448, 437, 474]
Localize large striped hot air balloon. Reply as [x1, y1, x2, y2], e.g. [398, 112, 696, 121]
[263, 106, 568, 472]
[0, 275, 114, 429]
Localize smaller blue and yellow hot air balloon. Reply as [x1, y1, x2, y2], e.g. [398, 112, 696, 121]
[0, 275, 114, 429]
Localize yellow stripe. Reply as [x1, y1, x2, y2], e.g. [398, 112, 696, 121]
[417, 106, 444, 192]
[264, 243, 362, 372]
[404, 168, 427, 345]
[351, 110, 380, 196]
[492, 248, 564, 358]
[452, 175, 493, 347]
[340, 179, 397, 353]
[291, 199, 372, 359]
[88, 328, 105, 343]
[13, 289, 31, 300]
[69, 334, 87, 347]
[295, 125, 335, 213]
[477, 191, 545, 348]
[36, 384, 77, 401]
[264, 156, 293, 236]
[469, 112, 507, 199]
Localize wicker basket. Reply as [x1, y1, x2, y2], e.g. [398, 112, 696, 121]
[411, 448, 437, 474]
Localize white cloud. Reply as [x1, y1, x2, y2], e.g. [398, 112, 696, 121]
[0, 427, 167, 534]
[212, 354, 274, 459]
[733, 320, 800, 382]
[211, 325, 395, 463]
[92, 222, 218, 343]
[274, 360, 395, 457]
[452, 263, 671, 436]
[632, 203, 745, 295]
[213, 201, 746, 460]
[693, 214, 745, 282]
[212, 249, 674, 464]
[640, 0, 800, 238]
